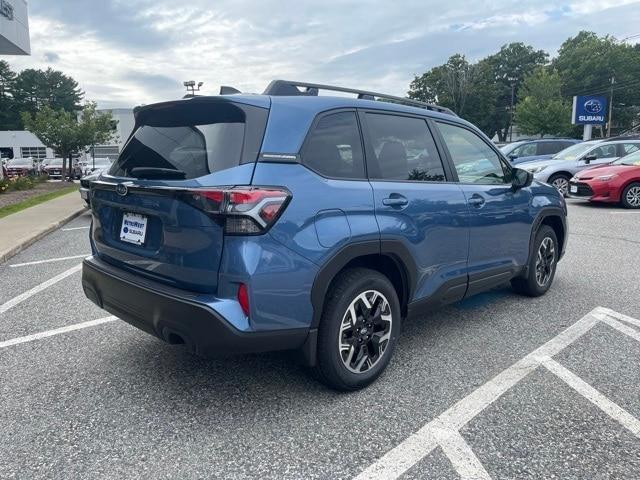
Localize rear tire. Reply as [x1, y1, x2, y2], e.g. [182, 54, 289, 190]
[314, 268, 401, 391]
[621, 182, 640, 209]
[512, 225, 558, 297]
[548, 173, 571, 197]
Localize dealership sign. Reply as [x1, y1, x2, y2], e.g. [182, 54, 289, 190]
[572, 95, 607, 125]
[0, 0, 14, 20]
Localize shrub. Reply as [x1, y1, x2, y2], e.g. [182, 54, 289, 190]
[0, 177, 9, 194]
[11, 175, 36, 191]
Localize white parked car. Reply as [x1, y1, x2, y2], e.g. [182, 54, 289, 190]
[521, 139, 640, 195]
[83, 157, 113, 177]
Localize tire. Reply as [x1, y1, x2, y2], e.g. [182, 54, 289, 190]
[314, 268, 401, 391]
[512, 225, 558, 297]
[548, 173, 571, 197]
[621, 182, 640, 209]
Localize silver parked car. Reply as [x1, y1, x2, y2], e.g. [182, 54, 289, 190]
[521, 140, 640, 195]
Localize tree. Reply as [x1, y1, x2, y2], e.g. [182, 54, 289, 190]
[22, 102, 115, 181]
[515, 68, 573, 137]
[554, 31, 640, 134]
[483, 43, 548, 141]
[13, 67, 84, 121]
[0, 61, 19, 130]
[408, 43, 548, 140]
[409, 54, 497, 136]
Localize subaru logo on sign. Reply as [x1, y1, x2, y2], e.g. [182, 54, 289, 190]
[572, 95, 607, 125]
[584, 99, 603, 114]
[116, 183, 128, 196]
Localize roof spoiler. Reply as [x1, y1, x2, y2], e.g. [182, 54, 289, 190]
[262, 80, 456, 116]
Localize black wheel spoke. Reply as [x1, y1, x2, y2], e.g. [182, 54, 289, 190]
[338, 290, 393, 374]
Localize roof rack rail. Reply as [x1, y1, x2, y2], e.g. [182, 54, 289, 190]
[262, 80, 457, 116]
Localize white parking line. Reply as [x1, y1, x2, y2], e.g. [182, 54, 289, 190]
[354, 307, 637, 480]
[61, 226, 90, 231]
[0, 316, 117, 349]
[432, 428, 491, 480]
[542, 357, 640, 438]
[0, 264, 82, 315]
[9, 254, 88, 268]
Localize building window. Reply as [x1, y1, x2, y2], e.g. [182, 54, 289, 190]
[20, 147, 47, 160]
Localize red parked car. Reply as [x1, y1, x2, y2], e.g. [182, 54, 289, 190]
[569, 150, 640, 208]
[5, 158, 36, 178]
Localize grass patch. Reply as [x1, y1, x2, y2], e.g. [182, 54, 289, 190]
[0, 186, 78, 219]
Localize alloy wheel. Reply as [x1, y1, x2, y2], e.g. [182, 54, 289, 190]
[551, 177, 569, 195]
[535, 237, 556, 287]
[338, 290, 392, 374]
[626, 186, 640, 207]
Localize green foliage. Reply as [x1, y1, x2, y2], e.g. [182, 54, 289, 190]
[22, 103, 115, 180]
[554, 31, 640, 134]
[515, 69, 573, 137]
[409, 43, 547, 140]
[0, 63, 83, 130]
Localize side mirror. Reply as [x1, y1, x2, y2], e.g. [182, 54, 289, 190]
[508, 154, 518, 161]
[512, 168, 533, 190]
[583, 154, 597, 164]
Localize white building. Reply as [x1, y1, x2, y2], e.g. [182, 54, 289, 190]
[0, 130, 53, 160]
[0, 0, 29, 55]
[91, 108, 135, 160]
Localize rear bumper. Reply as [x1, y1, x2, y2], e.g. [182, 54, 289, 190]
[82, 256, 309, 356]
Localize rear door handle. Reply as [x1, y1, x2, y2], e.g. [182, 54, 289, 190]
[468, 194, 485, 207]
[382, 195, 408, 207]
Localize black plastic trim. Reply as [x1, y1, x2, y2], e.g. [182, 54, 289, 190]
[309, 239, 418, 329]
[82, 256, 309, 356]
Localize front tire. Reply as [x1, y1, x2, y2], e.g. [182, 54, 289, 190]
[548, 173, 571, 197]
[621, 182, 640, 209]
[512, 225, 558, 297]
[314, 268, 401, 391]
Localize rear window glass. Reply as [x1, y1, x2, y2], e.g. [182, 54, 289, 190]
[110, 124, 244, 179]
[109, 100, 267, 180]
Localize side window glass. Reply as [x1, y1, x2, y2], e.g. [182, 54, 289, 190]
[623, 143, 640, 155]
[589, 145, 617, 159]
[538, 142, 558, 155]
[512, 143, 536, 157]
[301, 112, 365, 179]
[436, 122, 511, 184]
[365, 113, 446, 182]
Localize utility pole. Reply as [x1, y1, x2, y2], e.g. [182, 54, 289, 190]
[509, 82, 515, 142]
[608, 76, 615, 137]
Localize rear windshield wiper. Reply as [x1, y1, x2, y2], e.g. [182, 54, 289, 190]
[130, 167, 186, 180]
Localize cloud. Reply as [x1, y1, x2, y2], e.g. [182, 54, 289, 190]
[6, 0, 640, 107]
[42, 51, 59, 63]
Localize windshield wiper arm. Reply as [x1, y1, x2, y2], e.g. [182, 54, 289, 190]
[130, 167, 186, 179]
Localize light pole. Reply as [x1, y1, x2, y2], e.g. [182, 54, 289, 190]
[183, 80, 204, 97]
[607, 76, 615, 137]
[508, 81, 516, 143]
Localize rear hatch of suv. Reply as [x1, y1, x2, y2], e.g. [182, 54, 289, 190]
[89, 96, 269, 293]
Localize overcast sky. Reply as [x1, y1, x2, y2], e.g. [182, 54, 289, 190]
[6, 0, 640, 108]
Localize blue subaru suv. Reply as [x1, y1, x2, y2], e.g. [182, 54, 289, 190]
[82, 80, 567, 390]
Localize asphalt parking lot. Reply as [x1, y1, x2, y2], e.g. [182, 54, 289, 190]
[1, 199, 639, 479]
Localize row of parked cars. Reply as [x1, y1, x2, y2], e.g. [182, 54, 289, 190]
[0, 157, 113, 180]
[499, 137, 640, 208]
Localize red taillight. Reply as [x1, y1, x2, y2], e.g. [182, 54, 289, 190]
[181, 187, 290, 235]
[237, 283, 250, 317]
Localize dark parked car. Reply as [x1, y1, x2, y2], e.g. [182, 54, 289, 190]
[500, 138, 581, 165]
[43, 158, 83, 179]
[82, 80, 568, 390]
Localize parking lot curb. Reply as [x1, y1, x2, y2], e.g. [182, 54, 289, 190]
[0, 205, 88, 265]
